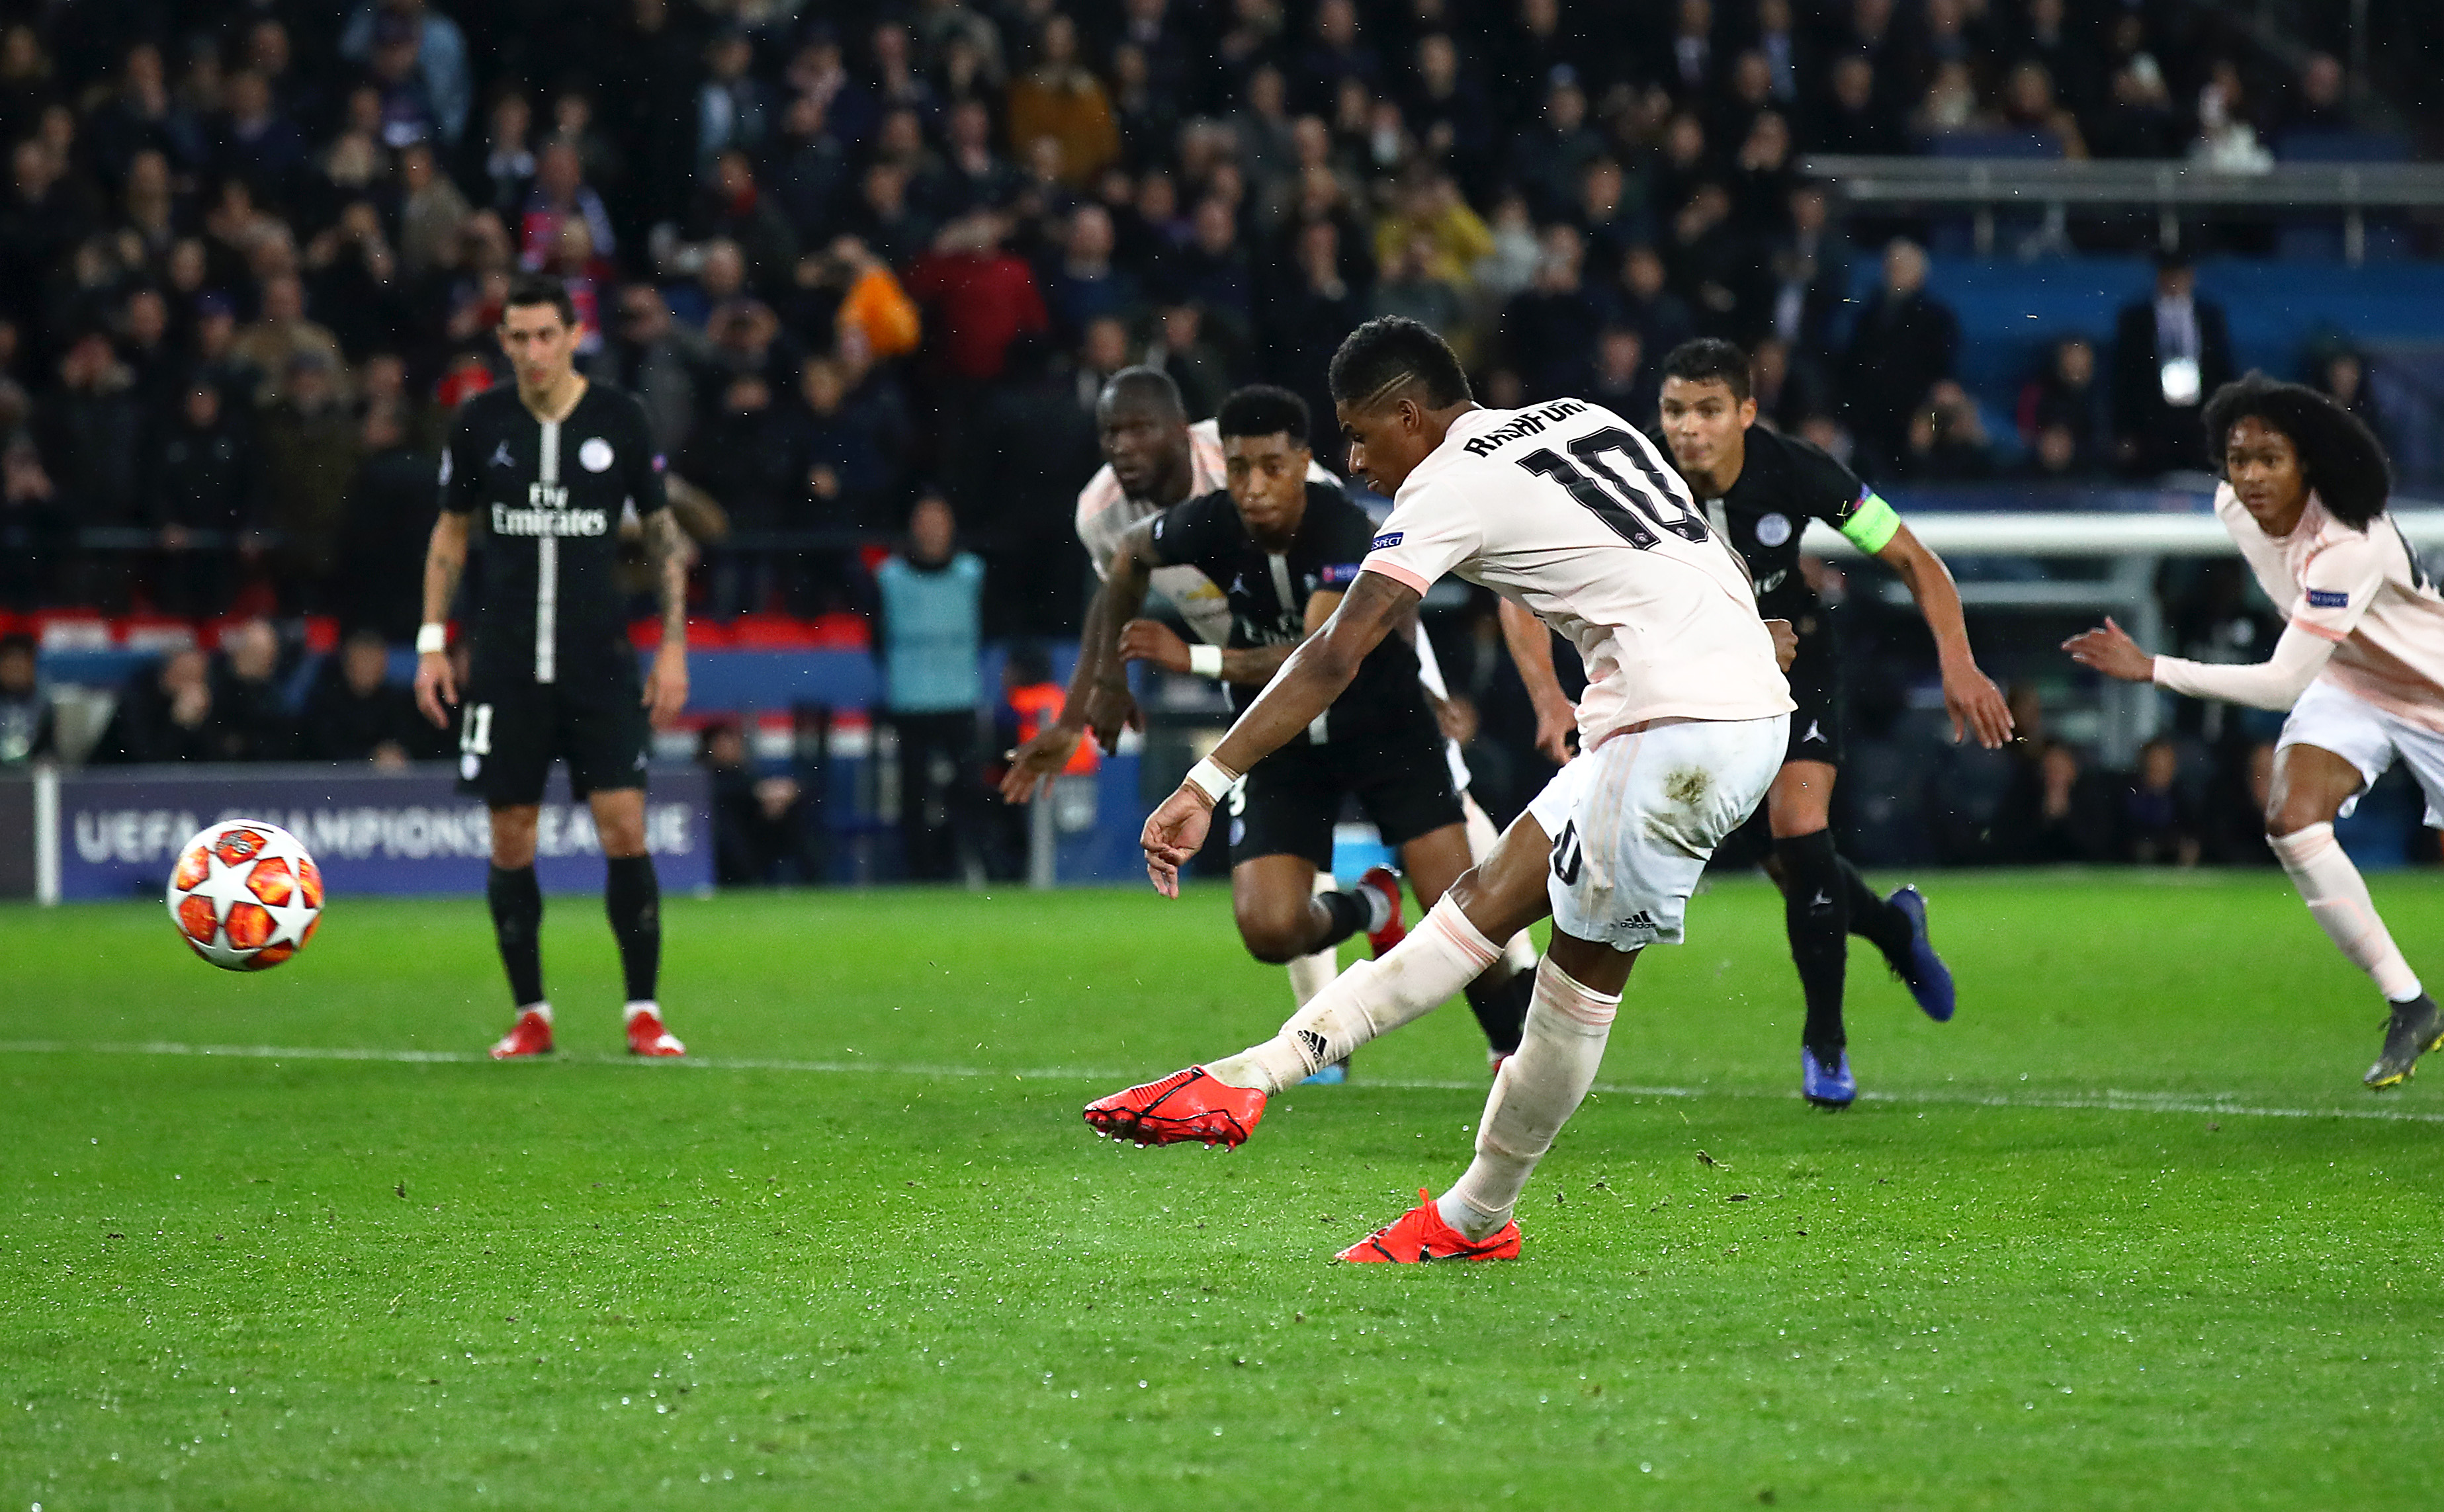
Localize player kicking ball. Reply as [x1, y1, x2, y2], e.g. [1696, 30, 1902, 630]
[2070, 374, 2444, 1089]
[414, 276, 691, 1060]
[1085, 318, 1794, 1262]
[1020, 384, 1536, 1063]
[1656, 339, 2013, 1107]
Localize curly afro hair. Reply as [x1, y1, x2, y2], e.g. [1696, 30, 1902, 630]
[2201, 372, 2392, 529]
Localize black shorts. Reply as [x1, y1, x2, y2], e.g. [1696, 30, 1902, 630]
[1782, 620, 1844, 769]
[455, 653, 650, 808]
[1228, 722, 1465, 871]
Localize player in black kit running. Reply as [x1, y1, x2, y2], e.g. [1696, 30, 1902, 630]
[414, 275, 692, 1060]
[1020, 385, 1533, 1064]
[1655, 339, 2014, 1106]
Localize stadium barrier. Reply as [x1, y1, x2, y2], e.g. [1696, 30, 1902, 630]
[4, 763, 712, 904]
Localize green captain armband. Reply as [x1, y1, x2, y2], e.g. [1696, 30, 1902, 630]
[1839, 491, 1901, 554]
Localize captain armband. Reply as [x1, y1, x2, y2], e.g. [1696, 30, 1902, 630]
[1838, 491, 1902, 554]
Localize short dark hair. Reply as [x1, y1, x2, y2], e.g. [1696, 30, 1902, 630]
[1327, 316, 1471, 410]
[1659, 337, 1753, 401]
[502, 274, 577, 329]
[1096, 365, 1186, 420]
[2201, 372, 2392, 529]
[0, 630, 34, 658]
[1215, 384, 1309, 445]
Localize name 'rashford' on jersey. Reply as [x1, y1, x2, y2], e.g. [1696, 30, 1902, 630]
[440, 383, 668, 685]
[1361, 399, 1792, 743]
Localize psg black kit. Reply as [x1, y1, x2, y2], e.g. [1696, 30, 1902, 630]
[1686, 424, 1901, 768]
[440, 382, 668, 806]
[1146, 480, 1463, 868]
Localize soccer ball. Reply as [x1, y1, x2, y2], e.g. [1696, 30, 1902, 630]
[166, 819, 324, 971]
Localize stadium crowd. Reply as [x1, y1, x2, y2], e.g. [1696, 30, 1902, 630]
[0, 1, 2422, 875]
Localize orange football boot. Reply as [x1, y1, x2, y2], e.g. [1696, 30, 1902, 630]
[1336, 1189, 1522, 1263]
[1358, 866, 1407, 957]
[1082, 1066, 1266, 1147]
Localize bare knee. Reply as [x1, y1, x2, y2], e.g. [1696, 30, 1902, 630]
[591, 791, 648, 858]
[490, 806, 539, 869]
[1237, 903, 1319, 965]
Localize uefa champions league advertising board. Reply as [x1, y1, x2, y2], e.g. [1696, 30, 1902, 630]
[48, 765, 711, 901]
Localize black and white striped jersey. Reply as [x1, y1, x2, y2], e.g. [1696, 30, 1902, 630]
[439, 382, 668, 685]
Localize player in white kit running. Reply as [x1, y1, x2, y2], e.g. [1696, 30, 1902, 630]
[1083, 317, 1794, 1262]
[2068, 374, 2444, 1088]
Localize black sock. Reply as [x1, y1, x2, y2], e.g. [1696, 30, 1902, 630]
[1842, 857, 1913, 962]
[486, 864, 545, 1009]
[1309, 888, 1372, 951]
[1463, 965, 1534, 1055]
[605, 855, 661, 1003]
[1776, 829, 1849, 1054]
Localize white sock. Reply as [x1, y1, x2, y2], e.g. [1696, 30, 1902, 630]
[623, 1000, 660, 1022]
[1206, 895, 1501, 1093]
[1437, 957, 1622, 1240]
[1464, 794, 1541, 976]
[2269, 823, 2423, 1001]
[519, 1001, 552, 1021]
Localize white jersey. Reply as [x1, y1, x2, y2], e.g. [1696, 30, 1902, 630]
[1077, 415, 1473, 788]
[1361, 399, 1792, 744]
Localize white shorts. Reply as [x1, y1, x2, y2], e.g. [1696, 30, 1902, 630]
[1525, 714, 1787, 950]
[2278, 677, 2444, 827]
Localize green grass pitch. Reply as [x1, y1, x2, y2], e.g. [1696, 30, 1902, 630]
[6, 871, 2444, 1509]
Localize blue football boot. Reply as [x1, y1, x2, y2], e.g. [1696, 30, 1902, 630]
[1301, 1061, 1350, 1086]
[1802, 1045, 1855, 1109]
[1886, 885, 1956, 1023]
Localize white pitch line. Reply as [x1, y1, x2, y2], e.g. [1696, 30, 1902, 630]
[5, 1038, 2443, 1126]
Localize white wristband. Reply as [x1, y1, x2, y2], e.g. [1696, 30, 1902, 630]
[415, 624, 447, 655]
[1188, 643, 1224, 677]
[1182, 755, 1239, 806]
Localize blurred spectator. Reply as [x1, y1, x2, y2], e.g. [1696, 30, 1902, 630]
[1899, 381, 1998, 480]
[37, 331, 144, 534]
[1502, 224, 1606, 399]
[1843, 239, 1957, 473]
[1588, 326, 1651, 421]
[339, 1, 471, 146]
[687, 372, 801, 614]
[607, 284, 711, 458]
[2017, 336, 2109, 472]
[521, 139, 615, 269]
[2113, 252, 2233, 475]
[298, 627, 423, 766]
[2192, 59, 2273, 174]
[335, 398, 437, 642]
[148, 381, 259, 616]
[696, 26, 772, 174]
[2122, 737, 2202, 866]
[257, 353, 359, 611]
[789, 357, 897, 531]
[875, 493, 984, 882]
[1811, 53, 1904, 157]
[1371, 229, 1468, 349]
[2313, 347, 2385, 444]
[208, 617, 294, 762]
[1005, 13, 1119, 189]
[689, 148, 797, 290]
[2091, 44, 2177, 159]
[906, 212, 1047, 384]
[1041, 204, 1140, 344]
[230, 274, 347, 407]
[93, 647, 217, 764]
[1997, 738, 2115, 864]
[0, 630, 53, 764]
[701, 720, 815, 886]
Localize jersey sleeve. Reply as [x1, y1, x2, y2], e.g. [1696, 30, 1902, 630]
[437, 411, 482, 515]
[1791, 442, 1900, 553]
[624, 399, 670, 517]
[1146, 491, 1229, 574]
[1311, 488, 1372, 592]
[1360, 474, 1481, 596]
[2289, 532, 2390, 644]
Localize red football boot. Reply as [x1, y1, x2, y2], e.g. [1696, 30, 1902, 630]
[625, 1004, 685, 1057]
[489, 1007, 554, 1060]
[1358, 866, 1407, 957]
[1336, 1189, 1523, 1263]
[1082, 1066, 1266, 1148]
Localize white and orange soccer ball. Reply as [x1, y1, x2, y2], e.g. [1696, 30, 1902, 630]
[165, 819, 324, 971]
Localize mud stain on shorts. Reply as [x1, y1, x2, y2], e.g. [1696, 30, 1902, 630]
[1663, 767, 1710, 808]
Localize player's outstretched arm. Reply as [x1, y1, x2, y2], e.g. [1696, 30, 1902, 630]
[1498, 596, 1575, 764]
[1140, 571, 1416, 896]
[1003, 524, 1155, 802]
[640, 509, 691, 729]
[413, 511, 470, 727]
[1119, 586, 1344, 688]
[1875, 521, 2013, 749]
[2067, 614, 2338, 710]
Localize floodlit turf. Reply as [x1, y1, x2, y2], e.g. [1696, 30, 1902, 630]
[6, 871, 2444, 1509]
